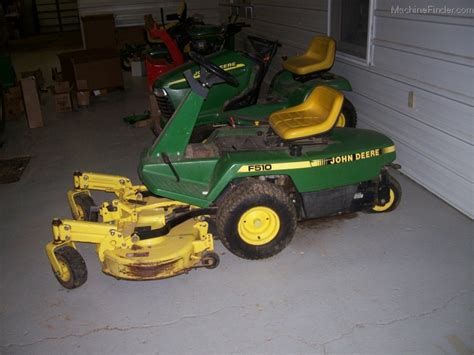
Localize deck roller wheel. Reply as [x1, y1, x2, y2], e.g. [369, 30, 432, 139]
[202, 251, 220, 269]
[53, 246, 88, 289]
[74, 193, 99, 222]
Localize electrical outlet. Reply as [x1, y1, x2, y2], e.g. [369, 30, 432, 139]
[408, 91, 415, 108]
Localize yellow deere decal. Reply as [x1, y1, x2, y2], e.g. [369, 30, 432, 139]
[169, 62, 245, 86]
[382, 145, 396, 154]
[238, 147, 395, 173]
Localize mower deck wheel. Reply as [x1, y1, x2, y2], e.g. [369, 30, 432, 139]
[216, 180, 297, 259]
[74, 193, 99, 222]
[53, 246, 88, 289]
[369, 176, 402, 213]
[202, 251, 220, 269]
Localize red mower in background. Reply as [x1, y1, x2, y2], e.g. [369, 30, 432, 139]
[144, 12, 185, 91]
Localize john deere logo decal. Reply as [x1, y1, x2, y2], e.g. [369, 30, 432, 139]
[327, 148, 381, 165]
[169, 62, 246, 86]
[238, 146, 395, 173]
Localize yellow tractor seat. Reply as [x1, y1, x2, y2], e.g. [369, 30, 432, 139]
[283, 36, 336, 76]
[269, 86, 344, 140]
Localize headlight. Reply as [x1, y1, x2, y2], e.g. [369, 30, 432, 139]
[191, 40, 208, 52]
[153, 88, 167, 97]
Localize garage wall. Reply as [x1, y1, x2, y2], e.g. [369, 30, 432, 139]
[218, 0, 474, 218]
[78, 0, 221, 28]
[218, 0, 329, 80]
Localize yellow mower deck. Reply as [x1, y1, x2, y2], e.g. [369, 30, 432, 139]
[103, 219, 212, 280]
[46, 172, 217, 286]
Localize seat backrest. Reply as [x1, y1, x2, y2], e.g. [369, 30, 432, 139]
[311, 85, 343, 121]
[307, 36, 336, 67]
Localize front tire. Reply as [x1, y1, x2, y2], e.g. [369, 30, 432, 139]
[53, 246, 88, 289]
[336, 98, 357, 128]
[216, 180, 297, 259]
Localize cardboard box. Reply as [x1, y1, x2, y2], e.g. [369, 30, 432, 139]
[20, 77, 43, 128]
[21, 69, 45, 91]
[76, 91, 90, 107]
[4, 86, 24, 120]
[116, 26, 145, 48]
[58, 49, 123, 91]
[82, 14, 116, 49]
[76, 80, 90, 107]
[131, 60, 146, 77]
[53, 81, 72, 112]
[76, 79, 88, 91]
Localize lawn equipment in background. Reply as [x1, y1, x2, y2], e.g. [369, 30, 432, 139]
[144, 12, 185, 91]
[143, 11, 249, 91]
[120, 43, 147, 71]
[46, 52, 401, 289]
[186, 14, 250, 56]
[119, 1, 199, 73]
[152, 35, 358, 141]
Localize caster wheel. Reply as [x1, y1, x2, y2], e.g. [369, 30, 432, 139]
[53, 246, 88, 289]
[73, 193, 98, 222]
[202, 252, 220, 269]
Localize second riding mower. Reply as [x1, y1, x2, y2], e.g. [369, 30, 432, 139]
[46, 53, 401, 289]
[186, 14, 250, 56]
[152, 35, 358, 141]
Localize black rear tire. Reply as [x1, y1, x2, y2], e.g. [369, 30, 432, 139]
[337, 98, 357, 128]
[53, 246, 88, 289]
[216, 180, 297, 259]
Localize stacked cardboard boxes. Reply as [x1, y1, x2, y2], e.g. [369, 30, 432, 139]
[53, 81, 72, 112]
[4, 86, 24, 120]
[58, 49, 123, 91]
[76, 80, 90, 107]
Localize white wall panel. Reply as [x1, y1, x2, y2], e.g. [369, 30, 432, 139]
[78, 0, 220, 28]
[217, 0, 474, 217]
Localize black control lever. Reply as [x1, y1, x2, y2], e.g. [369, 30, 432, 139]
[161, 152, 180, 182]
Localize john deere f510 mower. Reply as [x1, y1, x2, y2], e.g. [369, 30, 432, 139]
[152, 35, 358, 140]
[46, 53, 401, 289]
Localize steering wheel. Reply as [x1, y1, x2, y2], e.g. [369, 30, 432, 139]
[189, 52, 240, 87]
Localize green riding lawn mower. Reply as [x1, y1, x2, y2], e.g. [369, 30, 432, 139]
[46, 52, 401, 289]
[152, 35, 358, 141]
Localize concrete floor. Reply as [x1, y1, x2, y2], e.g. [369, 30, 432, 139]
[0, 74, 472, 355]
